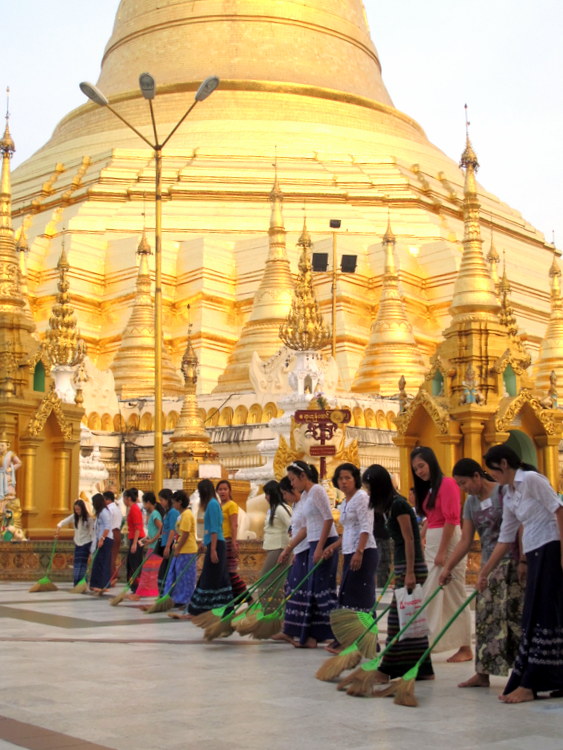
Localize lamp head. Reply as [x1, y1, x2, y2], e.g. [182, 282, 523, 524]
[79, 82, 109, 107]
[139, 73, 156, 100]
[195, 76, 220, 102]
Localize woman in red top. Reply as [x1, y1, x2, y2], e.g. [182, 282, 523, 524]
[411, 446, 472, 662]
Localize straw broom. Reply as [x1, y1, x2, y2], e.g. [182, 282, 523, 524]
[191, 564, 282, 629]
[316, 603, 392, 682]
[204, 564, 292, 640]
[70, 547, 99, 594]
[394, 589, 478, 707]
[232, 564, 291, 636]
[29, 539, 59, 592]
[337, 585, 444, 697]
[329, 569, 394, 653]
[248, 558, 325, 640]
[145, 553, 200, 614]
[110, 552, 153, 606]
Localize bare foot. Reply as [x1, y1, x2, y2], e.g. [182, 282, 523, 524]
[370, 670, 390, 685]
[167, 612, 191, 620]
[271, 633, 295, 644]
[126, 593, 141, 601]
[294, 637, 317, 649]
[499, 687, 534, 703]
[325, 641, 343, 655]
[459, 673, 490, 688]
[447, 646, 473, 663]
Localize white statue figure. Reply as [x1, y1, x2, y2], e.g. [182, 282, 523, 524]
[0, 436, 22, 500]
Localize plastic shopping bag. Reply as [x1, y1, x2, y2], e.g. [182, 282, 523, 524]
[395, 584, 429, 641]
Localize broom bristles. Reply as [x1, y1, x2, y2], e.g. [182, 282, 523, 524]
[109, 588, 129, 606]
[29, 578, 58, 593]
[204, 616, 234, 641]
[70, 580, 88, 594]
[337, 665, 365, 692]
[373, 680, 399, 698]
[330, 609, 377, 649]
[356, 631, 379, 659]
[190, 611, 217, 628]
[233, 612, 260, 636]
[250, 615, 283, 640]
[145, 595, 174, 614]
[315, 649, 362, 682]
[394, 678, 418, 707]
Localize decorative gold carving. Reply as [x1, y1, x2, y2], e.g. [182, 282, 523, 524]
[273, 432, 302, 480]
[25, 386, 73, 440]
[395, 388, 450, 435]
[279, 220, 331, 352]
[42, 248, 86, 368]
[495, 389, 556, 436]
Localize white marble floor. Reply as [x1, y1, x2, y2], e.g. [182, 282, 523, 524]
[1, 582, 562, 750]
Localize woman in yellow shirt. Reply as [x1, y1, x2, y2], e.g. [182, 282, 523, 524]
[164, 490, 198, 609]
[216, 480, 249, 600]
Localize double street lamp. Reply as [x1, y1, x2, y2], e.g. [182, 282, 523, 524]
[80, 74, 219, 490]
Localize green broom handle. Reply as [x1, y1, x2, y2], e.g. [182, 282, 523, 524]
[402, 589, 478, 680]
[353, 603, 392, 647]
[360, 584, 444, 672]
[218, 562, 285, 611]
[270, 556, 326, 618]
[45, 537, 58, 575]
[123, 549, 154, 589]
[231, 563, 292, 621]
[162, 551, 200, 595]
[158, 551, 176, 595]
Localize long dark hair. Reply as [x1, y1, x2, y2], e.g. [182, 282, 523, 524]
[92, 493, 106, 517]
[410, 446, 443, 516]
[483, 444, 537, 473]
[143, 491, 165, 519]
[452, 458, 494, 482]
[362, 464, 396, 514]
[158, 488, 174, 510]
[198, 479, 217, 510]
[286, 460, 319, 484]
[263, 480, 291, 525]
[73, 499, 90, 527]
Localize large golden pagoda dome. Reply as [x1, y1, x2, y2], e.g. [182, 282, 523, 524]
[10, 0, 553, 398]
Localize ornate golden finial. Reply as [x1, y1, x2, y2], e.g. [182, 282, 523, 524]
[498, 252, 518, 337]
[450, 107, 498, 317]
[486, 216, 500, 287]
[269, 152, 284, 231]
[0, 89, 15, 156]
[43, 236, 87, 368]
[181, 304, 198, 391]
[279, 218, 331, 351]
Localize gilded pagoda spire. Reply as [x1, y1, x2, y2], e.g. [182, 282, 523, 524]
[486, 223, 500, 289]
[450, 110, 499, 318]
[352, 215, 425, 395]
[16, 222, 34, 324]
[213, 168, 294, 392]
[498, 253, 519, 338]
[111, 231, 182, 398]
[535, 251, 563, 394]
[0, 105, 24, 315]
[165, 316, 215, 475]
[279, 219, 331, 352]
[43, 245, 86, 368]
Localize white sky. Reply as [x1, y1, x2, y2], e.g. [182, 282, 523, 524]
[1, 0, 562, 246]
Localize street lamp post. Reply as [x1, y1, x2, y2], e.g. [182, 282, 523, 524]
[80, 74, 219, 491]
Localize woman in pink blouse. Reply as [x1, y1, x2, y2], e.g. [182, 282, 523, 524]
[411, 446, 472, 662]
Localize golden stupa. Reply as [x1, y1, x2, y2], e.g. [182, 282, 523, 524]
[5, 0, 561, 496]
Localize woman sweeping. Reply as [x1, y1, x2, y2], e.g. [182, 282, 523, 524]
[361, 464, 434, 683]
[89, 493, 113, 593]
[479, 444, 563, 703]
[258, 479, 292, 610]
[56, 499, 94, 586]
[129, 492, 163, 599]
[216, 480, 249, 601]
[283, 461, 338, 648]
[188, 480, 232, 616]
[165, 490, 199, 615]
[277, 476, 309, 645]
[156, 488, 178, 592]
[411, 446, 472, 662]
[439, 458, 523, 688]
[323, 462, 378, 651]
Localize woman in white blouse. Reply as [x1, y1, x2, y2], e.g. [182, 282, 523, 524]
[323, 463, 378, 652]
[257, 480, 292, 611]
[283, 461, 338, 648]
[479, 444, 563, 704]
[56, 499, 94, 586]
